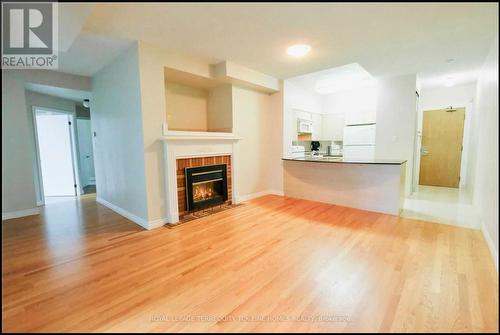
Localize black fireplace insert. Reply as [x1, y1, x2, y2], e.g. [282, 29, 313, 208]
[185, 164, 228, 211]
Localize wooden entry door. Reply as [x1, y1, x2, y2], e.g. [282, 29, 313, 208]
[419, 107, 465, 188]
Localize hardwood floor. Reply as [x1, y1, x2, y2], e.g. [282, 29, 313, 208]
[2, 195, 498, 332]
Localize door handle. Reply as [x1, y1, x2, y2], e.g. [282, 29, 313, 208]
[421, 146, 429, 156]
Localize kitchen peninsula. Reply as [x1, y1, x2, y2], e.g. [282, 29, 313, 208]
[282, 157, 407, 215]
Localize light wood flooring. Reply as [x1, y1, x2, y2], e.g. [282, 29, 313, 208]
[2, 195, 498, 332]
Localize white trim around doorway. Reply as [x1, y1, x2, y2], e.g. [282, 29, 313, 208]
[32, 106, 83, 205]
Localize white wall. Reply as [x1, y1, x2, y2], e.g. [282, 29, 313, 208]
[419, 82, 476, 111]
[268, 85, 284, 194]
[417, 83, 476, 188]
[2, 70, 90, 216]
[136, 42, 169, 224]
[468, 37, 498, 270]
[92, 43, 150, 225]
[375, 74, 417, 196]
[165, 81, 208, 131]
[322, 83, 377, 125]
[207, 84, 233, 133]
[232, 86, 283, 198]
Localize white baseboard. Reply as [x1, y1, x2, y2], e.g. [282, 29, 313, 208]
[2, 207, 40, 221]
[97, 191, 285, 230]
[236, 189, 284, 203]
[96, 197, 150, 230]
[481, 220, 499, 273]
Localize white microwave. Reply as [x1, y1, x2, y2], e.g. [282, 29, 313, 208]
[297, 119, 313, 133]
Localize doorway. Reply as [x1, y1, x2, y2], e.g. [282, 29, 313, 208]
[419, 107, 465, 188]
[76, 118, 96, 194]
[34, 109, 79, 198]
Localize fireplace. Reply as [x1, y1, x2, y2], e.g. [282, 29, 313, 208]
[185, 164, 228, 211]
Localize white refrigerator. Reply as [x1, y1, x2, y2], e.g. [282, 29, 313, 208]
[342, 124, 376, 160]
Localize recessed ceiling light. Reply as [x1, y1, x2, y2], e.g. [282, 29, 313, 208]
[286, 44, 311, 57]
[445, 58, 455, 64]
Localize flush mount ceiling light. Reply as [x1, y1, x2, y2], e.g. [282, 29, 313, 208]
[286, 44, 311, 57]
[444, 77, 455, 87]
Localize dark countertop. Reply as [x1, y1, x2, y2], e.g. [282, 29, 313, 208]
[282, 157, 407, 165]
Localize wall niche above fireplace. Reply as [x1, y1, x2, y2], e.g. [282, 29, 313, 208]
[164, 67, 233, 133]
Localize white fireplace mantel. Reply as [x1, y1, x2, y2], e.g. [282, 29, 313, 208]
[161, 131, 241, 225]
[162, 130, 242, 141]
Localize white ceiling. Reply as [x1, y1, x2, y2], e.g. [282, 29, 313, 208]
[58, 4, 94, 52]
[58, 31, 135, 76]
[58, 3, 497, 88]
[289, 63, 374, 95]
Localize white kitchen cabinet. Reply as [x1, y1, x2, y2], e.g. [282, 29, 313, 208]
[311, 113, 323, 140]
[344, 107, 376, 125]
[294, 109, 312, 121]
[322, 113, 345, 141]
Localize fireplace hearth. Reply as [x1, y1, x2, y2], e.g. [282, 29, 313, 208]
[185, 164, 228, 211]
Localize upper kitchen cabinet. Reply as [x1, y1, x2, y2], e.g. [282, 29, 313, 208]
[322, 114, 345, 141]
[293, 110, 344, 141]
[344, 106, 376, 126]
[311, 113, 323, 140]
[293, 109, 327, 141]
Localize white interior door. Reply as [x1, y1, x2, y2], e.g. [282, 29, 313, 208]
[76, 119, 95, 186]
[36, 113, 76, 196]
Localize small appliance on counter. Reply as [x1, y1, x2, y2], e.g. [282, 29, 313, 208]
[311, 141, 321, 156]
[291, 145, 306, 159]
[327, 142, 343, 157]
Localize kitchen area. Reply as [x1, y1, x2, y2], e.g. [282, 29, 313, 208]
[282, 63, 411, 215]
[285, 63, 379, 160]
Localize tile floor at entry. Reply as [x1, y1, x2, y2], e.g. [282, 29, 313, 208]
[402, 185, 478, 229]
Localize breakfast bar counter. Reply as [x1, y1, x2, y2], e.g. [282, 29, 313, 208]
[282, 157, 407, 215]
[282, 157, 407, 165]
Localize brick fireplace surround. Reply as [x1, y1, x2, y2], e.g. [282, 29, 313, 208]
[176, 155, 232, 217]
